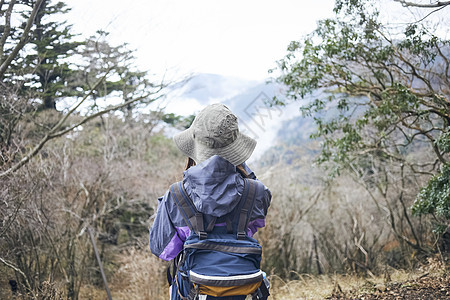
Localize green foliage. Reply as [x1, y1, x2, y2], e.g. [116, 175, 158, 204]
[2, 1, 155, 113]
[273, 0, 450, 247]
[436, 131, 450, 154]
[1, 1, 163, 174]
[145, 133, 183, 163]
[79, 31, 153, 110]
[162, 113, 195, 129]
[5, 1, 85, 109]
[412, 164, 450, 220]
[274, 0, 449, 168]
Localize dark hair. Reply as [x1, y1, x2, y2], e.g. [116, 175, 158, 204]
[185, 157, 250, 178]
[236, 164, 250, 178]
[185, 157, 196, 170]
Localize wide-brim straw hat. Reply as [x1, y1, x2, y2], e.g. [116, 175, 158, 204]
[173, 103, 256, 166]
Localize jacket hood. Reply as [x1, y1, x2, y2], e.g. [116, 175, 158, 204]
[182, 155, 244, 217]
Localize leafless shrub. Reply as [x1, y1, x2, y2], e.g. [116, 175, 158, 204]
[0, 112, 183, 298]
[257, 139, 434, 279]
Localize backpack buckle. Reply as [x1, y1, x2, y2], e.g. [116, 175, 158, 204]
[237, 231, 246, 240]
[199, 231, 208, 240]
[252, 277, 270, 300]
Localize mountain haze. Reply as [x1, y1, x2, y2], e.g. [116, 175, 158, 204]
[164, 73, 318, 160]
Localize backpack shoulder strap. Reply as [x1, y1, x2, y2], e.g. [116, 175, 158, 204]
[170, 182, 207, 240]
[237, 178, 258, 240]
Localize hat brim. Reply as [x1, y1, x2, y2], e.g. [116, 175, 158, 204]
[173, 128, 256, 166]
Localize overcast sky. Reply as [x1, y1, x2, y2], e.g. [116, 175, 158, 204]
[63, 1, 450, 156]
[66, 0, 339, 81]
[66, 1, 449, 81]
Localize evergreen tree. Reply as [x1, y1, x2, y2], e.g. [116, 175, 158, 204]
[2, 0, 84, 110]
[28, 1, 84, 109]
[0, 0, 164, 176]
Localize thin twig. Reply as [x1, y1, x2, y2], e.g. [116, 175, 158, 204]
[410, 5, 447, 23]
[0, 0, 16, 59]
[0, 0, 45, 78]
[0, 257, 36, 298]
[393, 0, 450, 8]
[0, 74, 162, 178]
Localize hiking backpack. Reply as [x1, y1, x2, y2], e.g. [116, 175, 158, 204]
[168, 178, 270, 300]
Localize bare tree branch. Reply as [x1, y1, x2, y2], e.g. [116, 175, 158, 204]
[50, 93, 163, 139]
[410, 5, 448, 23]
[0, 0, 16, 59]
[0, 257, 36, 298]
[0, 187, 34, 238]
[0, 0, 5, 13]
[0, 73, 106, 178]
[48, 70, 112, 136]
[0, 77, 163, 178]
[0, 0, 45, 78]
[393, 0, 450, 8]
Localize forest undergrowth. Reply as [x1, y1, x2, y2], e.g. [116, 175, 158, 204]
[74, 251, 450, 299]
[2, 0, 450, 298]
[271, 256, 448, 300]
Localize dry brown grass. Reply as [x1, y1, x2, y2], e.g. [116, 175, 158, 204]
[268, 272, 396, 300]
[77, 254, 448, 300]
[79, 248, 168, 300]
[268, 257, 448, 299]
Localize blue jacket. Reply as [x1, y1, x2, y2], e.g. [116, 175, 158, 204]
[150, 155, 271, 261]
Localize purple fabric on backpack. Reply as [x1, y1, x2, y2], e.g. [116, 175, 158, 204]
[150, 155, 271, 261]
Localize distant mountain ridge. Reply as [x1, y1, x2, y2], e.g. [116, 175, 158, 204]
[164, 73, 318, 161]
